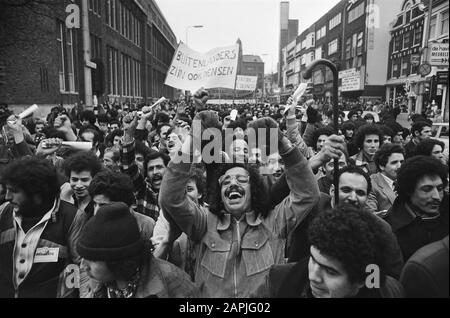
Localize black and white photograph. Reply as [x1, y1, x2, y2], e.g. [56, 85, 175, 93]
[0, 0, 448, 304]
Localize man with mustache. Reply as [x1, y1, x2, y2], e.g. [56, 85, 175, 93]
[365, 143, 404, 216]
[385, 156, 449, 261]
[307, 165, 404, 279]
[160, 108, 321, 297]
[349, 124, 384, 175]
[0, 157, 83, 297]
[120, 113, 170, 221]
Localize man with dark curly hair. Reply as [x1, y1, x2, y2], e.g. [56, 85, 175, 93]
[0, 157, 84, 297]
[385, 156, 449, 261]
[415, 138, 446, 164]
[60, 151, 103, 219]
[404, 121, 432, 159]
[349, 124, 384, 175]
[265, 205, 404, 298]
[159, 92, 320, 297]
[365, 143, 404, 216]
[88, 170, 155, 242]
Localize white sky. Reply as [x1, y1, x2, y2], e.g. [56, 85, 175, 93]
[154, 0, 341, 74]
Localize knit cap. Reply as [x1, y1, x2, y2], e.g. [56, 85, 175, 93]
[77, 202, 143, 261]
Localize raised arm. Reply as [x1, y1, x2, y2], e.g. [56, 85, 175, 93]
[159, 134, 207, 242]
[119, 112, 146, 196]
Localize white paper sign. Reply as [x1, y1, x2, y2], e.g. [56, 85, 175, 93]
[235, 75, 257, 91]
[165, 43, 239, 92]
[34, 247, 59, 263]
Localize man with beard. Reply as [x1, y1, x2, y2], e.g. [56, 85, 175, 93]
[385, 156, 448, 261]
[0, 157, 83, 297]
[120, 113, 170, 221]
[365, 143, 404, 216]
[349, 124, 383, 175]
[160, 111, 321, 297]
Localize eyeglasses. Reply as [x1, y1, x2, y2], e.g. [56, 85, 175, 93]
[218, 174, 250, 187]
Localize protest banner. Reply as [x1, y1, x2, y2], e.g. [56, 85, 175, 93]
[235, 75, 257, 91]
[165, 43, 239, 92]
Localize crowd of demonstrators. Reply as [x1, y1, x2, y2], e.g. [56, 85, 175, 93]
[0, 88, 448, 299]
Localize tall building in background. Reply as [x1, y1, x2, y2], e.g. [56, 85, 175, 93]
[279, 2, 298, 89]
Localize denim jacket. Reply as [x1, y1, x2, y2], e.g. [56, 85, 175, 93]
[160, 147, 320, 297]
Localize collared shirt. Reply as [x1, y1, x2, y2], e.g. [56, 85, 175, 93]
[380, 173, 395, 191]
[13, 199, 58, 288]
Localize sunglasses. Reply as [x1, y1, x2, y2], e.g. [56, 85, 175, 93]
[218, 174, 250, 187]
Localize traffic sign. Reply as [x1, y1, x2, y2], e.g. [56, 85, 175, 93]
[418, 63, 432, 77]
[429, 43, 449, 66]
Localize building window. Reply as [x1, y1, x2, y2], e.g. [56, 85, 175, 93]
[394, 35, 402, 52]
[89, 0, 101, 16]
[66, 29, 76, 92]
[348, 2, 365, 24]
[345, 37, 352, 59]
[403, 31, 411, 49]
[405, 10, 411, 24]
[107, 46, 119, 96]
[328, 38, 338, 55]
[90, 34, 102, 59]
[392, 58, 400, 78]
[57, 23, 65, 92]
[413, 26, 422, 46]
[316, 26, 326, 40]
[357, 56, 363, 67]
[57, 21, 77, 93]
[315, 47, 322, 60]
[329, 13, 342, 30]
[356, 32, 363, 55]
[429, 15, 437, 39]
[440, 10, 449, 36]
[410, 58, 419, 74]
[401, 56, 409, 76]
[107, 0, 116, 30]
[347, 58, 354, 69]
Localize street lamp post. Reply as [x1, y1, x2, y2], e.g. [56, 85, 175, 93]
[303, 58, 340, 205]
[185, 25, 204, 46]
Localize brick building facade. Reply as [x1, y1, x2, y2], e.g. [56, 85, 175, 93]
[0, 0, 177, 117]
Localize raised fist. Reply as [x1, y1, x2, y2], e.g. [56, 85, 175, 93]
[193, 87, 209, 111]
[246, 117, 283, 155]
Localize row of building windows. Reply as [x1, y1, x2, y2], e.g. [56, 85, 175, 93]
[348, 2, 365, 24]
[106, 46, 142, 98]
[391, 55, 419, 78]
[429, 9, 449, 40]
[57, 22, 77, 93]
[329, 13, 342, 30]
[152, 28, 174, 66]
[105, 0, 142, 47]
[393, 27, 422, 52]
